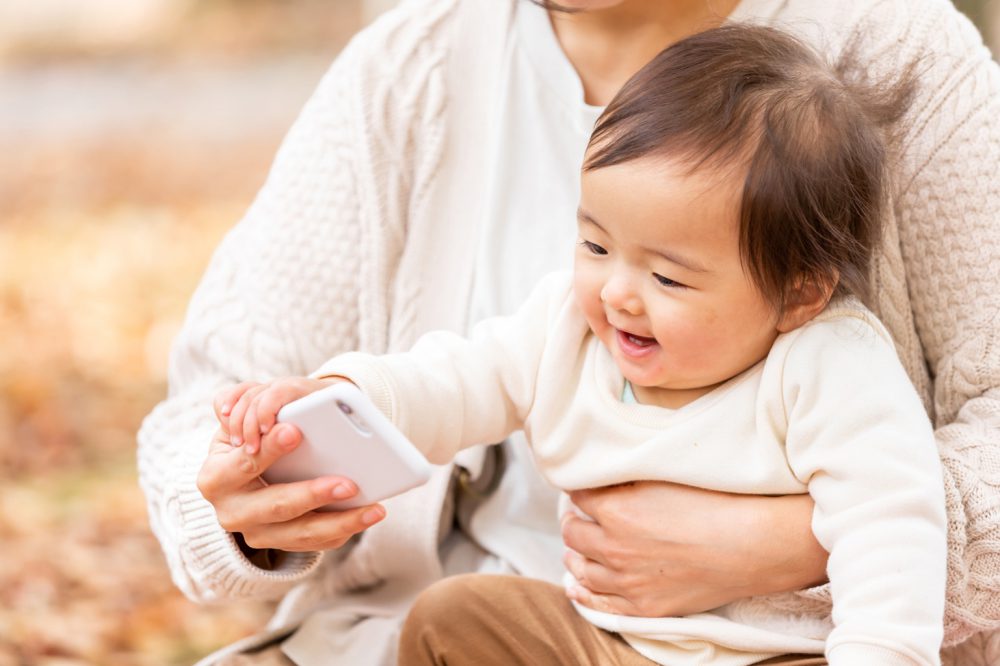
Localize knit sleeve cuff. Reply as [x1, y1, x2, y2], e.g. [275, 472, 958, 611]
[169, 452, 323, 601]
[312, 352, 397, 424]
[826, 642, 924, 666]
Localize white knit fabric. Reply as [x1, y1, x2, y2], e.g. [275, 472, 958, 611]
[137, 0, 1000, 663]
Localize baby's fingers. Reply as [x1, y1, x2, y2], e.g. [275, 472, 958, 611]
[242, 391, 266, 455]
[212, 382, 259, 426]
[255, 378, 324, 437]
[214, 381, 261, 430]
[253, 388, 286, 441]
[244, 378, 321, 454]
[228, 383, 269, 448]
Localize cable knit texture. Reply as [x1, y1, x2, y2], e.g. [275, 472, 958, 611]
[137, 0, 452, 603]
[137, 0, 1000, 661]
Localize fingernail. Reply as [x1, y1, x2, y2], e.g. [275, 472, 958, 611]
[231, 435, 242, 446]
[221, 403, 231, 416]
[277, 426, 296, 447]
[332, 482, 356, 500]
[361, 507, 384, 525]
[260, 423, 270, 435]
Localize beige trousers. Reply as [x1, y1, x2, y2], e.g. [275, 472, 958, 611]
[397, 574, 828, 666]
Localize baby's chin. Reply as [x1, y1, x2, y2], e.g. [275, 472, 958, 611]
[545, 0, 627, 11]
[616, 364, 729, 408]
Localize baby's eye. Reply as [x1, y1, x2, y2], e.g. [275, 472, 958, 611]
[653, 273, 685, 288]
[580, 240, 608, 256]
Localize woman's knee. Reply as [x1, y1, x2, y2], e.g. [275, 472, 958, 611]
[399, 574, 505, 665]
[404, 574, 500, 631]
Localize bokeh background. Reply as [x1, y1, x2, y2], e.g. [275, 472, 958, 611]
[1, 1, 385, 663]
[0, 1, 997, 664]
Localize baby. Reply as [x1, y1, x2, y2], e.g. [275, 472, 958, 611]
[216, 25, 946, 666]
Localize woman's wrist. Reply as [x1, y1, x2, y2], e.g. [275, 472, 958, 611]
[746, 493, 829, 595]
[233, 531, 286, 571]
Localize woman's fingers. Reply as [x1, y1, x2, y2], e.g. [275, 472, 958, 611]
[561, 482, 828, 618]
[560, 511, 615, 569]
[565, 583, 635, 616]
[199, 374, 382, 555]
[216, 473, 359, 530]
[198, 423, 302, 501]
[249, 422, 304, 479]
[239, 503, 385, 552]
[562, 548, 623, 596]
[198, 423, 385, 553]
[561, 512, 683, 617]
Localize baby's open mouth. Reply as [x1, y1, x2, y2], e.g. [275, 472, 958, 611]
[623, 332, 656, 347]
[616, 329, 659, 356]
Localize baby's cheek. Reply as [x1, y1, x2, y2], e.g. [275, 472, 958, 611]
[577, 298, 607, 337]
[657, 319, 710, 362]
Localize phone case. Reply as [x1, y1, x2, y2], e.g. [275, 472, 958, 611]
[263, 382, 432, 510]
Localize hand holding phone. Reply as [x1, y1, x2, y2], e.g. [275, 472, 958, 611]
[263, 382, 432, 511]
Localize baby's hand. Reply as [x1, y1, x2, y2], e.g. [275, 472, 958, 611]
[213, 377, 336, 455]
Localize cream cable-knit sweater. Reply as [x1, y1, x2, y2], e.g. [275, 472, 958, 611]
[137, 0, 1000, 662]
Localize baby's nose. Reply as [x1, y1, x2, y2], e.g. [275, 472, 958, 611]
[601, 276, 643, 315]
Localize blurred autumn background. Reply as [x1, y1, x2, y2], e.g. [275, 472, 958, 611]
[0, 0, 390, 663]
[0, 1, 996, 664]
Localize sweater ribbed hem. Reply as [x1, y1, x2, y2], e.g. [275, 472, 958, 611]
[174, 455, 323, 601]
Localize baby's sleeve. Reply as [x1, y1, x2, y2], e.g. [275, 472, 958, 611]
[781, 309, 947, 666]
[314, 272, 576, 465]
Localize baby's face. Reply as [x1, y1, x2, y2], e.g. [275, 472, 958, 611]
[574, 156, 782, 408]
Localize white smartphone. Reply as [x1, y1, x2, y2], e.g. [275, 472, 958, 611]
[262, 382, 432, 511]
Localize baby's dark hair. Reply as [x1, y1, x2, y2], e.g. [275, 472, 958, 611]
[585, 24, 917, 310]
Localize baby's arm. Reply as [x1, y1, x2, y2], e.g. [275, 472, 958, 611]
[313, 273, 576, 464]
[781, 309, 947, 666]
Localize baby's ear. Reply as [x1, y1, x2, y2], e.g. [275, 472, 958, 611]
[776, 273, 836, 333]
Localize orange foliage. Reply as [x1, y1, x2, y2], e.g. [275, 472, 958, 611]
[0, 3, 368, 662]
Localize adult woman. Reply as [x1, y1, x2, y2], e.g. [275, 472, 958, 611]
[137, 0, 1000, 663]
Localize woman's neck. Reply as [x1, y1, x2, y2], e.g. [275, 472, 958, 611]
[550, 0, 741, 105]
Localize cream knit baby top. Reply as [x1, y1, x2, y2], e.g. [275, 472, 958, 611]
[319, 273, 947, 666]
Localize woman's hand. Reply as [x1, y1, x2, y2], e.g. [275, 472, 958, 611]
[196, 419, 385, 555]
[560, 481, 828, 617]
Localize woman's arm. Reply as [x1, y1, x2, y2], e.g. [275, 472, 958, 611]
[137, 42, 367, 601]
[890, 12, 1000, 644]
[136, 0, 459, 601]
